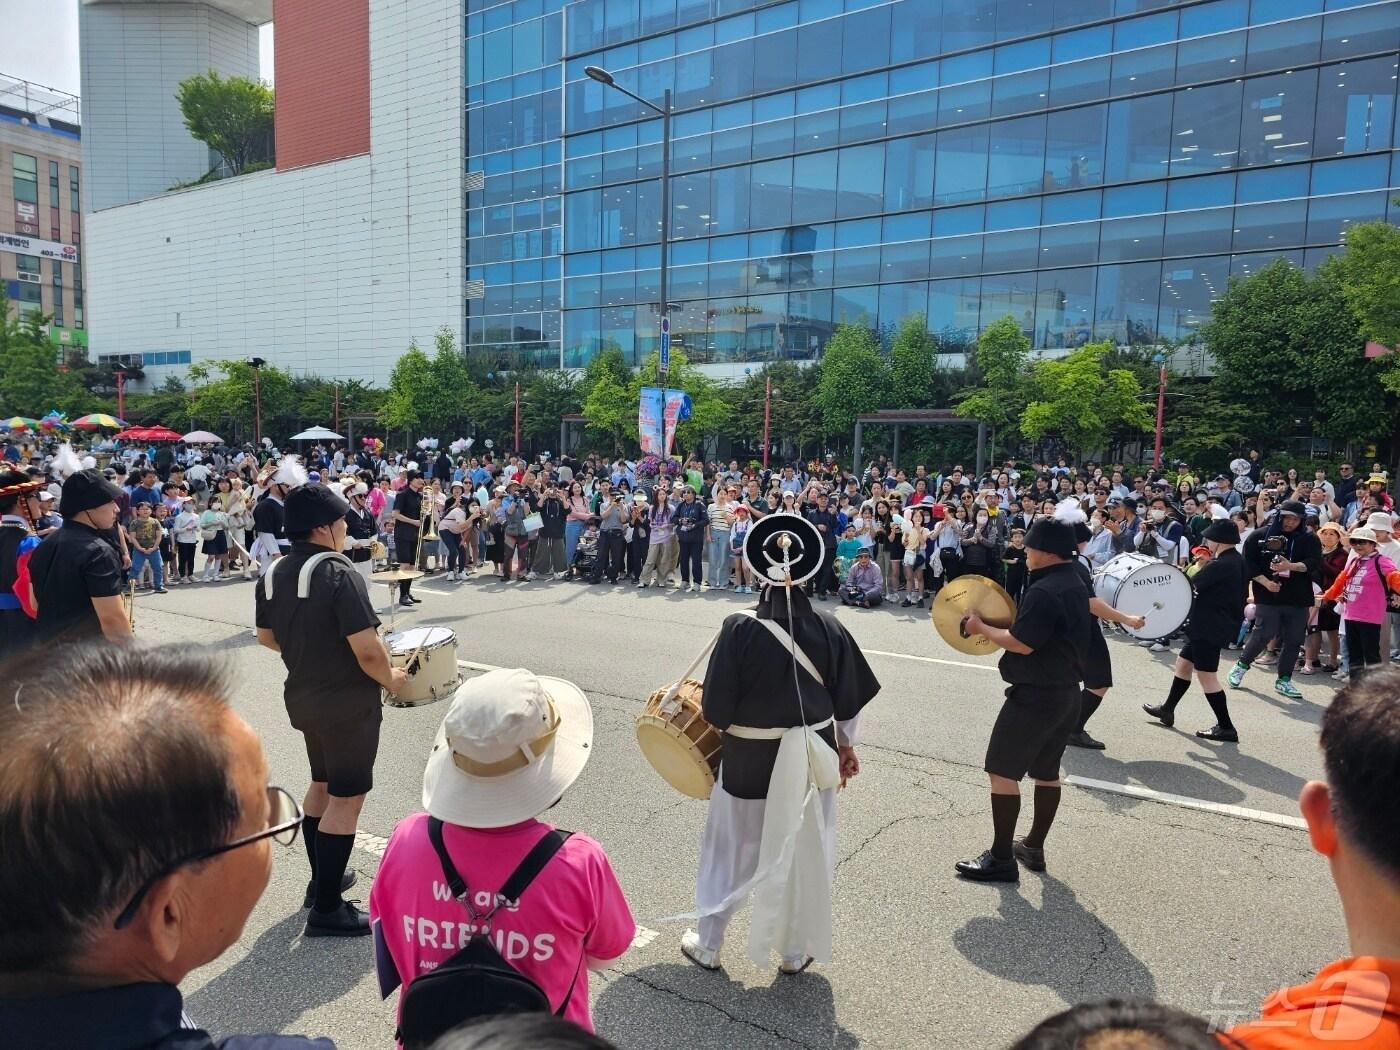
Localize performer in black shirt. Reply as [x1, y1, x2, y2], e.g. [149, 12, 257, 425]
[342, 482, 377, 584]
[392, 471, 425, 606]
[1144, 519, 1249, 741]
[251, 458, 300, 575]
[956, 514, 1091, 882]
[681, 514, 880, 974]
[255, 483, 408, 937]
[28, 470, 131, 645]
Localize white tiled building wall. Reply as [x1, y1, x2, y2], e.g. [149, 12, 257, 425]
[80, 2, 260, 212]
[83, 0, 465, 385]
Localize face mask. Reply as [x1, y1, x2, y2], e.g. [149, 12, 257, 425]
[1090, 519, 1103, 533]
[1151, 509, 1166, 523]
[976, 514, 989, 525]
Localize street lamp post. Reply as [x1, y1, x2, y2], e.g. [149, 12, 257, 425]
[112, 365, 127, 422]
[763, 376, 772, 470]
[1153, 356, 1167, 469]
[247, 357, 267, 446]
[585, 66, 673, 454]
[514, 381, 522, 454]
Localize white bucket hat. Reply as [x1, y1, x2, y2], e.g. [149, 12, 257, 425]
[1364, 511, 1395, 535]
[422, 668, 593, 829]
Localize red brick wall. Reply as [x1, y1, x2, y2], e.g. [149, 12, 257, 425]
[273, 0, 370, 170]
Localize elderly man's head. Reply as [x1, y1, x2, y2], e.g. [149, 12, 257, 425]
[0, 644, 282, 991]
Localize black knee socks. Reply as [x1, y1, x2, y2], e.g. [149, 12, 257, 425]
[1162, 675, 1192, 712]
[990, 793, 1020, 860]
[313, 832, 355, 913]
[1023, 785, 1062, 850]
[399, 578, 413, 599]
[1077, 689, 1103, 732]
[1204, 690, 1234, 731]
[302, 815, 320, 879]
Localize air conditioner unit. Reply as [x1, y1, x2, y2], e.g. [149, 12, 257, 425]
[464, 279, 486, 299]
[17, 272, 40, 283]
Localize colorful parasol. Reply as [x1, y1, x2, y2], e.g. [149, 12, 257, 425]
[2, 417, 39, 431]
[73, 413, 128, 430]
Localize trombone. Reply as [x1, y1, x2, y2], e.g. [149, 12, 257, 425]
[414, 499, 439, 570]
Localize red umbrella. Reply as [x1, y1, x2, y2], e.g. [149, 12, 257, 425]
[141, 426, 184, 443]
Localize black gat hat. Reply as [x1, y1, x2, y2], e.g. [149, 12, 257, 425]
[283, 484, 350, 533]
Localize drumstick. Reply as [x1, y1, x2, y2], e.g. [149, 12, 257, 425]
[403, 627, 436, 676]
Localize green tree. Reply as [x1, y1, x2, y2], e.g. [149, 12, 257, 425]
[1333, 218, 1400, 397]
[175, 71, 274, 176]
[888, 315, 937, 407]
[1019, 341, 1153, 455]
[1300, 258, 1396, 445]
[0, 293, 89, 416]
[814, 323, 888, 435]
[521, 370, 581, 445]
[381, 341, 432, 430]
[295, 377, 384, 425]
[956, 314, 1032, 440]
[421, 328, 474, 435]
[580, 371, 633, 453]
[187, 359, 295, 434]
[724, 361, 826, 460]
[127, 375, 194, 428]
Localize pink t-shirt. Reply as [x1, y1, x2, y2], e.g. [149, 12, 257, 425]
[1337, 554, 1399, 625]
[367, 812, 635, 1031]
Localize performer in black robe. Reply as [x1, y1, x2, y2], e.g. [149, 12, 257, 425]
[343, 482, 377, 583]
[681, 513, 880, 975]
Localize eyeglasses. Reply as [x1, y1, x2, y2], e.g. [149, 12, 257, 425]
[113, 785, 302, 930]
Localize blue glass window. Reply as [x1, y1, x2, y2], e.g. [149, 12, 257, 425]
[1170, 81, 1243, 175]
[1095, 261, 1162, 344]
[1176, 30, 1248, 86]
[1233, 199, 1308, 251]
[1039, 220, 1101, 266]
[1315, 57, 1396, 157]
[1180, 0, 1248, 37]
[1311, 153, 1391, 194]
[751, 159, 793, 229]
[836, 144, 885, 218]
[1053, 25, 1111, 62]
[1049, 57, 1110, 107]
[987, 115, 1046, 199]
[1099, 213, 1164, 260]
[1106, 93, 1173, 182]
[1246, 13, 1322, 74]
[944, 0, 996, 51]
[791, 150, 839, 224]
[884, 134, 937, 212]
[1307, 190, 1387, 243]
[1115, 10, 1178, 48]
[929, 277, 983, 352]
[1044, 189, 1101, 223]
[1167, 173, 1235, 210]
[1045, 104, 1106, 190]
[1104, 182, 1165, 216]
[1240, 69, 1318, 168]
[1035, 267, 1096, 349]
[935, 126, 989, 205]
[891, 1, 942, 64]
[1054, 0, 1113, 30]
[843, 6, 891, 74]
[982, 228, 1040, 272]
[710, 166, 749, 235]
[979, 272, 1038, 337]
[879, 282, 931, 333]
[1112, 43, 1177, 97]
[1322, 4, 1400, 61]
[1236, 165, 1310, 203]
[1158, 258, 1228, 342]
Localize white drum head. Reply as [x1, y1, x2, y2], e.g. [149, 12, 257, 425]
[386, 626, 455, 654]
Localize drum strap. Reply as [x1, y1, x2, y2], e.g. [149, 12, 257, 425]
[261, 550, 355, 600]
[662, 610, 824, 708]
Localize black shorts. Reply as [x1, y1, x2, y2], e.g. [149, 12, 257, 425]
[1179, 639, 1223, 673]
[984, 684, 1081, 782]
[394, 524, 419, 564]
[1083, 628, 1113, 690]
[303, 716, 381, 797]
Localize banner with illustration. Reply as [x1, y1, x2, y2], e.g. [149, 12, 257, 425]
[638, 387, 693, 457]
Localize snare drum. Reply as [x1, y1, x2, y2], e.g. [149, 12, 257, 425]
[635, 679, 723, 800]
[384, 626, 460, 707]
[1093, 553, 1193, 640]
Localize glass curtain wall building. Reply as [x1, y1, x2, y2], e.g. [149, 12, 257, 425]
[465, 0, 1400, 370]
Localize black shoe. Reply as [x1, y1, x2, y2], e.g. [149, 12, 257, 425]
[407, 595, 423, 604]
[901, 597, 912, 607]
[954, 850, 1019, 882]
[1142, 703, 1175, 728]
[304, 899, 372, 938]
[1012, 839, 1046, 872]
[303, 869, 358, 909]
[399, 596, 415, 608]
[1195, 724, 1239, 743]
[1066, 729, 1105, 750]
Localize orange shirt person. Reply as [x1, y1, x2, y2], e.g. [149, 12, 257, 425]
[1227, 670, 1400, 1049]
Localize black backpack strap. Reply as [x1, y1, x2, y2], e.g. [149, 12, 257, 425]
[427, 817, 469, 900]
[500, 829, 574, 903]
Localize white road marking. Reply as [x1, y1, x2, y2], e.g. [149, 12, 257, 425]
[630, 925, 660, 950]
[861, 647, 997, 671]
[459, 659, 504, 672]
[1065, 775, 1307, 831]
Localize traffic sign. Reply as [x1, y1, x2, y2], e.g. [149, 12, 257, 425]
[659, 316, 671, 377]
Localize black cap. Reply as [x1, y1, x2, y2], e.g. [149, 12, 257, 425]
[1278, 500, 1307, 518]
[1072, 522, 1092, 544]
[1025, 518, 1076, 560]
[283, 484, 350, 533]
[1203, 519, 1241, 545]
[59, 469, 123, 517]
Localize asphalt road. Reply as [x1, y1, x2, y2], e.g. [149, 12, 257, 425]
[131, 567, 1346, 1050]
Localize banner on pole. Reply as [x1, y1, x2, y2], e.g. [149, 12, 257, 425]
[662, 389, 692, 458]
[638, 386, 665, 455]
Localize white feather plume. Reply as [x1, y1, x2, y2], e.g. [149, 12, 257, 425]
[272, 455, 308, 489]
[51, 442, 83, 480]
[1053, 499, 1087, 526]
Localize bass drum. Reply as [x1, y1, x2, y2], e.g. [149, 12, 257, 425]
[1093, 553, 1194, 640]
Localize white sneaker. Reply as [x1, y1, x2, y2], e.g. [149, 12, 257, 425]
[1150, 642, 1170, 653]
[680, 929, 720, 971]
[526, 571, 538, 581]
